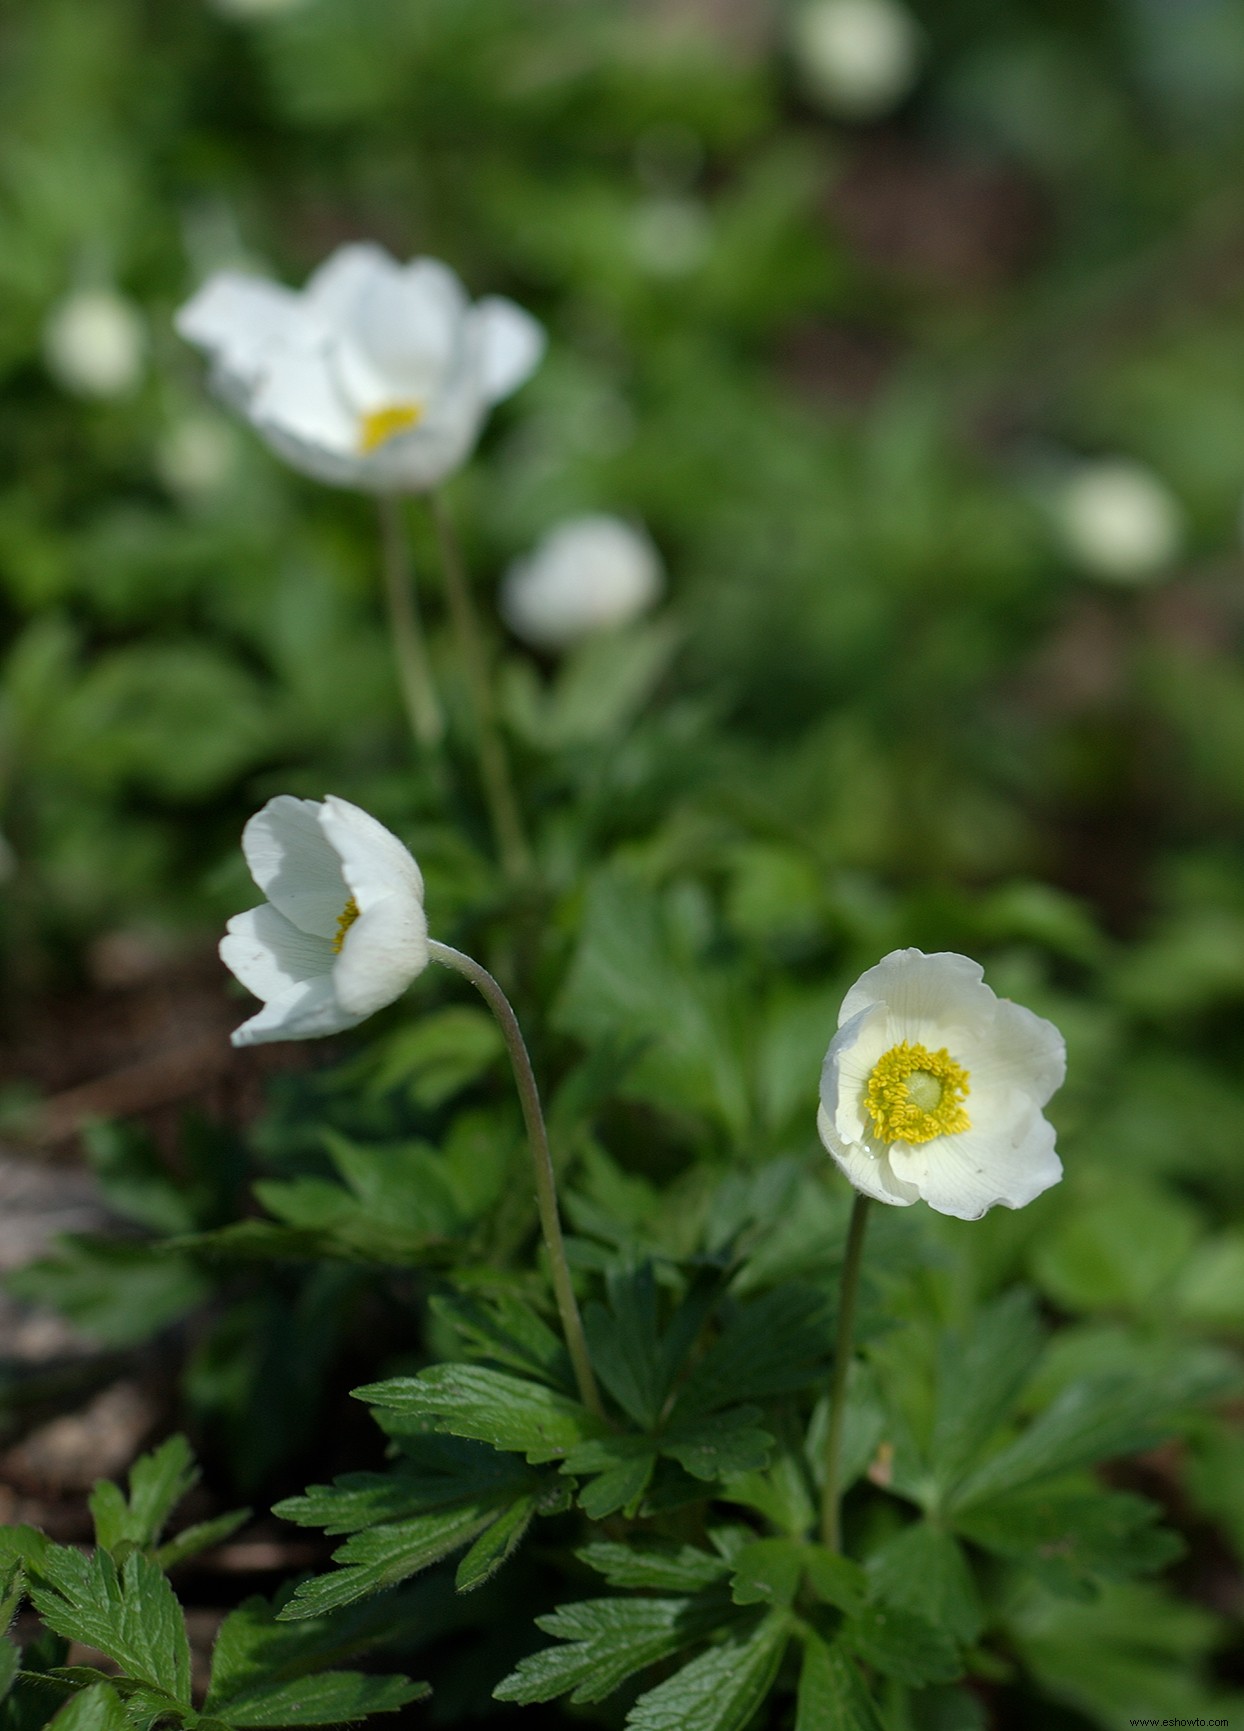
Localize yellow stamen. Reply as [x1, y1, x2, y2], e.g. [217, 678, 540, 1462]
[865, 1040, 971, 1145]
[333, 896, 360, 954]
[358, 401, 424, 454]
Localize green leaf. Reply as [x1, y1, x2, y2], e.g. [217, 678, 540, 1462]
[948, 1370, 1226, 1512]
[0, 1641, 18, 1706]
[276, 1504, 508, 1621]
[865, 1524, 982, 1645]
[926, 1291, 1045, 1503]
[494, 1595, 729, 1707]
[672, 1287, 832, 1419]
[578, 1540, 730, 1594]
[626, 1613, 788, 1731]
[804, 1549, 868, 1616]
[210, 1673, 428, 1726]
[8, 1240, 208, 1346]
[276, 1436, 532, 1534]
[1032, 1184, 1201, 1314]
[155, 1507, 251, 1572]
[839, 1600, 961, 1687]
[953, 1487, 1183, 1597]
[89, 1435, 198, 1554]
[45, 1683, 129, 1731]
[430, 1291, 572, 1389]
[363, 1006, 504, 1108]
[662, 1407, 773, 1482]
[563, 1436, 657, 1520]
[796, 1634, 883, 1731]
[356, 1365, 606, 1462]
[729, 1539, 803, 1609]
[27, 1548, 191, 1705]
[453, 1492, 537, 1592]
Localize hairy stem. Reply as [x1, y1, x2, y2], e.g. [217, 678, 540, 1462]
[820, 1192, 871, 1551]
[427, 938, 603, 1417]
[377, 493, 444, 751]
[429, 493, 530, 880]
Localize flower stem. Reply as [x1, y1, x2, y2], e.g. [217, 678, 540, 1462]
[377, 494, 445, 751]
[820, 1192, 871, 1551]
[427, 937, 603, 1418]
[429, 493, 531, 881]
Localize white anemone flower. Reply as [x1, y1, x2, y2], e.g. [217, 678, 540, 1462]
[818, 949, 1065, 1220]
[220, 795, 428, 1046]
[43, 287, 147, 400]
[500, 515, 664, 651]
[175, 243, 545, 493]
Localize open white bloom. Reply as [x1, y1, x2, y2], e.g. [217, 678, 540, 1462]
[818, 949, 1065, 1220]
[500, 515, 664, 651]
[43, 288, 147, 399]
[175, 243, 544, 493]
[1055, 458, 1183, 584]
[221, 795, 428, 1046]
[790, 0, 922, 121]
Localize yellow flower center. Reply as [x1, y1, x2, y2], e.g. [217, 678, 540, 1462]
[358, 401, 424, 454]
[332, 896, 360, 954]
[865, 1041, 971, 1145]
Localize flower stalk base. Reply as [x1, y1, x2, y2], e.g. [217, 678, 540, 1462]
[820, 1192, 870, 1551]
[378, 495, 445, 752]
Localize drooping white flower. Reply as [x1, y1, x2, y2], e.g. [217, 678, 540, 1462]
[818, 949, 1065, 1220]
[790, 0, 922, 121]
[175, 244, 544, 493]
[500, 515, 664, 651]
[1054, 458, 1183, 584]
[43, 288, 147, 400]
[220, 795, 429, 1046]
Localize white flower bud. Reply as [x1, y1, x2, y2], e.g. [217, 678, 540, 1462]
[155, 414, 236, 501]
[500, 516, 664, 652]
[790, 0, 922, 120]
[1055, 458, 1183, 585]
[43, 288, 147, 400]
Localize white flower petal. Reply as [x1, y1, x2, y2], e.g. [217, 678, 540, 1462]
[472, 296, 545, 403]
[500, 514, 664, 651]
[890, 1106, 1063, 1220]
[174, 273, 307, 389]
[241, 796, 348, 939]
[837, 948, 991, 1040]
[248, 343, 358, 458]
[303, 242, 399, 320]
[333, 897, 429, 1017]
[958, 998, 1066, 1108]
[317, 795, 423, 911]
[219, 903, 334, 1000]
[337, 259, 469, 406]
[817, 1105, 921, 1206]
[229, 974, 363, 1047]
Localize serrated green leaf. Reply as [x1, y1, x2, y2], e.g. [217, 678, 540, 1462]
[275, 1436, 531, 1534]
[730, 1539, 803, 1608]
[494, 1595, 728, 1706]
[804, 1549, 868, 1616]
[796, 1634, 883, 1731]
[45, 1682, 129, 1731]
[578, 1540, 730, 1593]
[865, 1524, 982, 1645]
[839, 1599, 961, 1686]
[626, 1613, 788, 1731]
[90, 1436, 198, 1555]
[356, 1365, 605, 1461]
[927, 1291, 1045, 1503]
[662, 1406, 773, 1481]
[430, 1291, 572, 1389]
[673, 1287, 832, 1419]
[276, 1503, 503, 1621]
[155, 1507, 251, 1572]
[28, 1549, 191, 1705]
[211, 1672, 428, 1726]
[580, 1453, 657, 1521]
[0, 1642, 18, 1705]
[953, 1487, 1183, 1597]
[453, 1493, 537, 1592]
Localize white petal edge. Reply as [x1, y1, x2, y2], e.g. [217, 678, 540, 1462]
[838, 949, 992, 1042]
[960, 998, 1067, 1108]
[229, 974, 364, 1047]
[472, 296, 545, 403]
[318, 796, 424, 911]
[332, 896, 430, 1018]
[817, 1104, 921, 1207]
[248, 343, 358, 457]
[175, 273, 307, 383]
[219, 903, 334, 1000]
[241, 796, 348, 939]
[889, 1106, 1063, 1220]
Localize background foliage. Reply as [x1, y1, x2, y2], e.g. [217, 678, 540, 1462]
[3, 0, 1244, 1726]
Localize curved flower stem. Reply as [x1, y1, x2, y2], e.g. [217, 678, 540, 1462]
[820, 1192, 871, 1551]
[429, 493, 531, 881]
[427, 938, 603, 1418]
[377, 494, 445, 752]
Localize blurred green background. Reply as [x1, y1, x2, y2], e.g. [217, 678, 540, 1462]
[3, 0, 1244, 1721]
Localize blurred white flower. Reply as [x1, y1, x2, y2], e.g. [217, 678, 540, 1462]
[221, 795, 428, 1046]
[155, 413, 236, 501]
[43, 288, 147, 400]
[790, 0, 923, 120]
[818, 948, 1065, 1219]
[629, 197, 712, 278]
[500, 515, 664, 651]
[176, 243, 544, 493]
[1055, 458, 1184, 584]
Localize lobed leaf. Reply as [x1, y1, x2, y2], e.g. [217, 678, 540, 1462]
[355, 1365, 606, 1462]
[625, 1613, 788, 1731]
